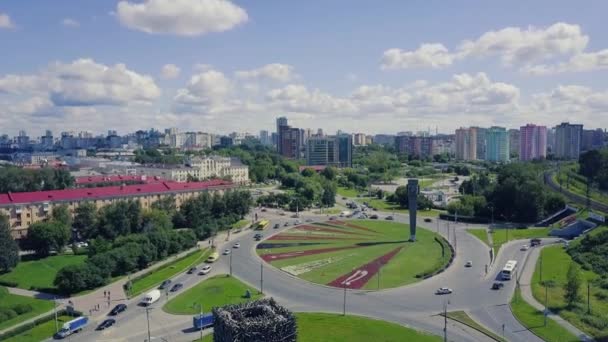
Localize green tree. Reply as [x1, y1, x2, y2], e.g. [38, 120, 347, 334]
[151, 196, 176, 213]
[320, 184, 336, 207]
[25, 221, 70, 256]
[141, 209, 173, 231]
[51, 204, 72, 228]
[579, 150, 602, 180]
[564, 262, 582, 308]
[73, 202, 97, 238]
[320, 166, 336, 180]
[0, 215, 19, 272]
[394, 186, 409, 208]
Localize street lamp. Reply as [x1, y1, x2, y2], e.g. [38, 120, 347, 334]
[193, 303, 204, 341]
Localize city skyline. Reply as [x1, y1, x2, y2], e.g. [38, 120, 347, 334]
[1, 1, 608, 136]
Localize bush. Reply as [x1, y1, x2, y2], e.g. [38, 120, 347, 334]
[12, 303, 33, 315]
[581, 314, 608, 330]
[0, 308, 17, 322]
[0, 280, 18, 287]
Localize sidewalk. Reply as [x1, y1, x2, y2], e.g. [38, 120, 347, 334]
[0, 230, 231, 335]
[518, 244, 592, 342]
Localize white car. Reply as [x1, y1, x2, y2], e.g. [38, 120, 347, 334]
[435, 287, 453, 295]
[223, 249, 231, 255]
[233, 242, 240, 249]
[464, 261, 473, 267]
[520, 244, 529, 251]
[198, 265, 211, 275]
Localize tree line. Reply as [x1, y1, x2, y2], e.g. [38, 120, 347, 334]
[578, 148, 608, 191]
[0, 167, 74, 193]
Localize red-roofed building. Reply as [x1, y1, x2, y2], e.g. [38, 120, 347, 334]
[74, 174, 164, 187]
[0, 179, 234, 239]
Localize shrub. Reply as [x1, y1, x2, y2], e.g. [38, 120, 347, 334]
[581, 314, 608, 330]
[12, 304, 32, 315]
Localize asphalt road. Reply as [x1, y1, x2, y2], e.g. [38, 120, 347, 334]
[61, 208, 551, 342]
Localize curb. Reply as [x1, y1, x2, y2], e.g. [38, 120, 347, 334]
[441, 312, 504, 342]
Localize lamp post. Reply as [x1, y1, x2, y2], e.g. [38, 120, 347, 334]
[194, 303, 204, 341]
[260, 263, 264, 294]
[342, 285, 347, 316]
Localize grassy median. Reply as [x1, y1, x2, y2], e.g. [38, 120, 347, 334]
[0, 255, 86, 292]
[163, 274, 261, 315]
[0, 287, 55, 331]
[491, 227, 551, 253]
[2, 315, 71, 342]
[198, 312, 441, 342]
[467, 228, 490, 246]
[129, 248, 211, 296]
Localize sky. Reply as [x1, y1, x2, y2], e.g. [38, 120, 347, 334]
[1, 0, 607, 137]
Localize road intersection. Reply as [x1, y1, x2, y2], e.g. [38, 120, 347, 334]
[52, 207, 555, 342]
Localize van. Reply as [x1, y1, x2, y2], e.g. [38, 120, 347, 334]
[141, 289, 161, 306]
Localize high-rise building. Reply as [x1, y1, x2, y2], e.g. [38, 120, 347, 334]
[546, 128, 556, 154]
[259, 130, 270, 145]
[395, 136, 433, 158]
[374, 134, 395, 146]
[582, 129, 605, 151]
[276, 116, 289, 153]
[336, 135, 353, 167]
[485, 126, 509, 162]
[554, 122, 583, 159]
[41, 130, 54, 149]
[519, 124, 547, 161]
[455, 127, 477, 161]
[306, 136, 337, 166]
[508, 129, 520, 158]
[279, 125, 301, 159]
[471, 127, 487, 160]
[353, 133, 367, 146]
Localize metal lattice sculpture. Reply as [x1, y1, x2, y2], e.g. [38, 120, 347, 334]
[212, 298, 297, 342]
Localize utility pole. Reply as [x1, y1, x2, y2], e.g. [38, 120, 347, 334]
[544, 284, 548, 327]
[502, 324, 505, 341]
[145, 307, 152, 342]
[229, 250, 233, 276]
[343, 285, 347, 316]
[197, 303, 204, 341]
[54, 296, 58, 332]
[260, 263, 264, 294]
[443, 301, 448, 342]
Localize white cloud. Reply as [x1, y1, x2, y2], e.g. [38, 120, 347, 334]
[381, 44, 455, 69]
[382, 22, 590, 70]
[160, 63, 181, 79]
[0, 58, 160, 107]
[174, 69, 233, 110]
[235, 64, 295, 82]
[116, 0, 248, 36]
[62, 18, 80, 28]
[0, 12, 15, 29]
[523, 49, 608, 75]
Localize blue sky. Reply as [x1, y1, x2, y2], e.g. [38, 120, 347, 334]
[1, 0, 607, 137]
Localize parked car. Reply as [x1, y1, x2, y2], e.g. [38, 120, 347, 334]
[255, 234, 263, 241]
[273, 223, 280, 229]
[170, 283, 183, 292]
[520, 244, 529, 251]
[233, 242, 240, 248]
[223, 249, 231, 255]
[261, 208, 267, 212]
[424, 218, 433, 223]
[283, 222, 290, 227]
[159, 279, 172, 290]
[491, 282, 504, 290]
[294, 219, 301, 225]
[96, 318, 115, 331]
[187, 267, 197, 274]
[370, 214, 379, 219]
[465, 261, 473, 267]
[358, 214, 367, 219]
[435, 287, 453, 295]
[198, 265, 212, 275]
[385, 216, 394, 221]
[109, 304, 127, 316]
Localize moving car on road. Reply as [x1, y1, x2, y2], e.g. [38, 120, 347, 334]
[520, 244, 529, 251]
[187, 267, 197, 274]
[206, 251, 219, 263]
[306, 218, 313, 222]
[273, 223, 280, 229]
[109, 304, 127, 316]
[159, 279, 171, 290]
[530, 238, 541, 247]
[233, 242, 240, 248]
[424, 218, 432, 223]
[141, 289, 161, 306]
[435, 287, 453, 295]
[283, 222, 290, 227]
[223, 249, 231, 255]
[465, 261, 472, 267]
[385, 216, 394, 220]
[96, 318, 115, 331]
[170, 283, 183, 292]
[370, 214, 379, 219]
[198, 265, 212, 275]
[491, 282, 504, 290]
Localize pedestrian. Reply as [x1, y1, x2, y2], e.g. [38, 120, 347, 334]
[108, 291, 111, 298]
[104, 290, 106, 297]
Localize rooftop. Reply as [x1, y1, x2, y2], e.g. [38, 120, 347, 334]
[0, 179, 233, 206]
[75, 174, 164, 185]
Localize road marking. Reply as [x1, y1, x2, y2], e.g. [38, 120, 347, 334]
[342, 270, 368, 285]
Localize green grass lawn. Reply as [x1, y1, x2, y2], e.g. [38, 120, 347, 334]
[355, 197, 445, 217]
[466, 228, 490, 246]
[258, 220, 450, 290]
[445, 311, 505, 342]
[163, 275, 262, 315]
[0, 287, 55, 331]
[510, 289, 579, 342]
[337, 186, 362, 198]
[129, 248, 211, 297]
[231, 219, 250, 229]
[198, 312, 441, 342]
[491, 227, 551, 254]
[553, 168, 608, 206]
[0, 255, 86, 292]
[531, 245, 608, 338]
[2, 315, 72, 342]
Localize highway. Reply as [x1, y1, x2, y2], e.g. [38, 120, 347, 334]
[61, 208, 551, 342]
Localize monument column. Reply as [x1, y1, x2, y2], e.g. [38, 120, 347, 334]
[407, 179, 419, 241]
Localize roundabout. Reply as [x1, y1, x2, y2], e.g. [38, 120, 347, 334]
[256, 220, 452, 290]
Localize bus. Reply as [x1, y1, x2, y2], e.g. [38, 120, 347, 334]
[501, 260, 517, 280]
[206, 251, 219, 263]
[255, 219, 270, 231]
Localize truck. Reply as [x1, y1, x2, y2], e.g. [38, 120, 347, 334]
[141, 289, 161, 306]
[193, 313, 214, 330]
[55, 316, 88, 338]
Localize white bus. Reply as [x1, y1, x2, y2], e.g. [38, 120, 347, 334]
[502, 260, 517, 280]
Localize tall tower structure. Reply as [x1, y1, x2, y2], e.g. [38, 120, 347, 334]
[407, 179, 419, 241]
